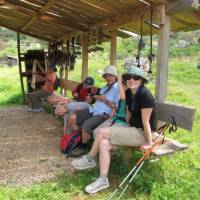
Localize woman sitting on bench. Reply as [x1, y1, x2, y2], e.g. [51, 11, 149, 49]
[71, 66, 156, 194]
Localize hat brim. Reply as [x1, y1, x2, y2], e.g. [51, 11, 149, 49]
[102, 73, 118, 78]
[122, 73, 148, 83]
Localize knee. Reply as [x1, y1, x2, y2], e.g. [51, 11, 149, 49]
[96, 127, 110, 140]
[99, 139, 111, 153]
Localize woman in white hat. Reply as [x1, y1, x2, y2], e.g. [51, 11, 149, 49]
[71, 65, 156, 194]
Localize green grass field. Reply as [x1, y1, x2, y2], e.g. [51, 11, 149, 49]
[0, 56, 200, 200]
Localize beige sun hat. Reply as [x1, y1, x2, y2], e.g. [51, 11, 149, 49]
[102, 65, 118, 77]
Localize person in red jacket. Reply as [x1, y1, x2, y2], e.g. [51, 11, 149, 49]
[72, 76, 95, 102]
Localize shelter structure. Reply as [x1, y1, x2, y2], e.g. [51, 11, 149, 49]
[0, 0, 200, 102]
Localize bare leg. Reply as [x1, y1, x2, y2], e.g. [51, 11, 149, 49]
[82, 129, 91, 144]
[89, 127, 111, 158]
[68, 114, 79, 130]
[99, 138, 112, 176]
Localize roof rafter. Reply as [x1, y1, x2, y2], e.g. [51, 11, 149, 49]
[20, 0, 56, 31]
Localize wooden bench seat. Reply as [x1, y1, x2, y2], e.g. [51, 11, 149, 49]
[60, 79, 80, 92]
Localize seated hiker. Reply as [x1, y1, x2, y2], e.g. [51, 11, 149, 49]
[54, 76, 96, 116]
[71, 65, 156, 194]
[68, 65, 120, 156]
[47, 76, 95, 106]
[72, 76, 95, 102]
[28, 60, 57, 112]
[92, 75, 127, 138]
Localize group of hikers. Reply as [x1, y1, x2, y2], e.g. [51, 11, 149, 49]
[28, 62, 156, 194]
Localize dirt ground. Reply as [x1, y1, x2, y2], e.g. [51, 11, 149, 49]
[0, 106, 72, 186]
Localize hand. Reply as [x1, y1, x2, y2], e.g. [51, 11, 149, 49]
[73, 93, 78, 98]
[139, 143, 153, 152]
[55, 105, 67, 116]
[94, 94, 106, 102]
[85, 95, 92, 103]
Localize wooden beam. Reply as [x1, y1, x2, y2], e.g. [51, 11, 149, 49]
[155, 6, 171, 102]
[110, 30, 117, 66]
[81, 34, 89, 81]
[167, 0, 199, 15]
[21, 0, 56, 31]
[17, 32, 25, 104]
[90, 4, 161, 31]
[0, 0, 5, 5]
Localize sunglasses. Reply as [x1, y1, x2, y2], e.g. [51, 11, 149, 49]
[126, 75, 141, 81]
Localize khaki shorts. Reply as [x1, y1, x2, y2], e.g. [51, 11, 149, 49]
[93, 118, 126, 138]
[109, 126, 146, 147]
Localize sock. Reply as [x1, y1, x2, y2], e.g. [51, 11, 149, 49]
[86, 153, 95, 162]
[100, 175, 108, 182]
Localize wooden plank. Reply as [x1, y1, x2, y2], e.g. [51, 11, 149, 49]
[155, 101, 196, 131]
[90, 4, 160, 31]
[62, 0, 110, 16]
[17, 32, 25, 104]
[81, 0, 119, 14]
[60, 79, 80, 91]
[0, 0, 5, 5]
[110, 30, 117, 66]
[0, 21, 53, 42]
[155, 7, 171, 101]
[81, 34, 89, 81]
[56, 1, 101, 20]
[21, 0, 56, 31]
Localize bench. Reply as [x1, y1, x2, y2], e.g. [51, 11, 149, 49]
[150, 101, 196, 156]
[60, 78, 196, 156]
[60, 79, 80, 92]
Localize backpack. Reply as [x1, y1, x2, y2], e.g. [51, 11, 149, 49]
[54, 76, 60, 90]
[60, 130, 81, 154]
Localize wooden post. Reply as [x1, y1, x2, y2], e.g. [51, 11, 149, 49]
[155, 7, 171, 102]
[110, 30, 117, 66]
[81, 34, 88, 81]
[17, 32, 25, 104]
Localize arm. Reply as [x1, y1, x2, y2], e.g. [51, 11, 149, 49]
[118, 75, 125, 100]
[141, 108, 153, 148]
[95, 94, 117, 110]
[126, 107, 131, 125]
[33, 59, 47, 75]
[72, 84, 80, 99]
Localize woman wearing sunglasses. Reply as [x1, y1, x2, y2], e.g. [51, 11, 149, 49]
[71, 65, 156, 194]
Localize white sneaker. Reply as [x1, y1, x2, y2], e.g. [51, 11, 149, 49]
[28, 108, 33, 112]
[85, 177, 109, 194]
[71, 155, 96, 170]
[32, 108, 44, 112]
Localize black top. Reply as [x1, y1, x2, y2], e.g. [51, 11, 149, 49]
[125, 85, 156, 131]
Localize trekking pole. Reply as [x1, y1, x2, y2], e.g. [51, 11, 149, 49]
[108, 144, 154, 200]
[107, 116, 177, 200]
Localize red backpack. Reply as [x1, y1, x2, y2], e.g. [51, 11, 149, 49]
[60, 130, 81, 154]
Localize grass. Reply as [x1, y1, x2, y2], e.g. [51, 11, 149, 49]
[0, 56, 200, 200]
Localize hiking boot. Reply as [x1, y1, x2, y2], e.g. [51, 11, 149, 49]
[71, 155, 96, 170]
[68, 146, 89, 157]
[85, 177, 109, 194]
